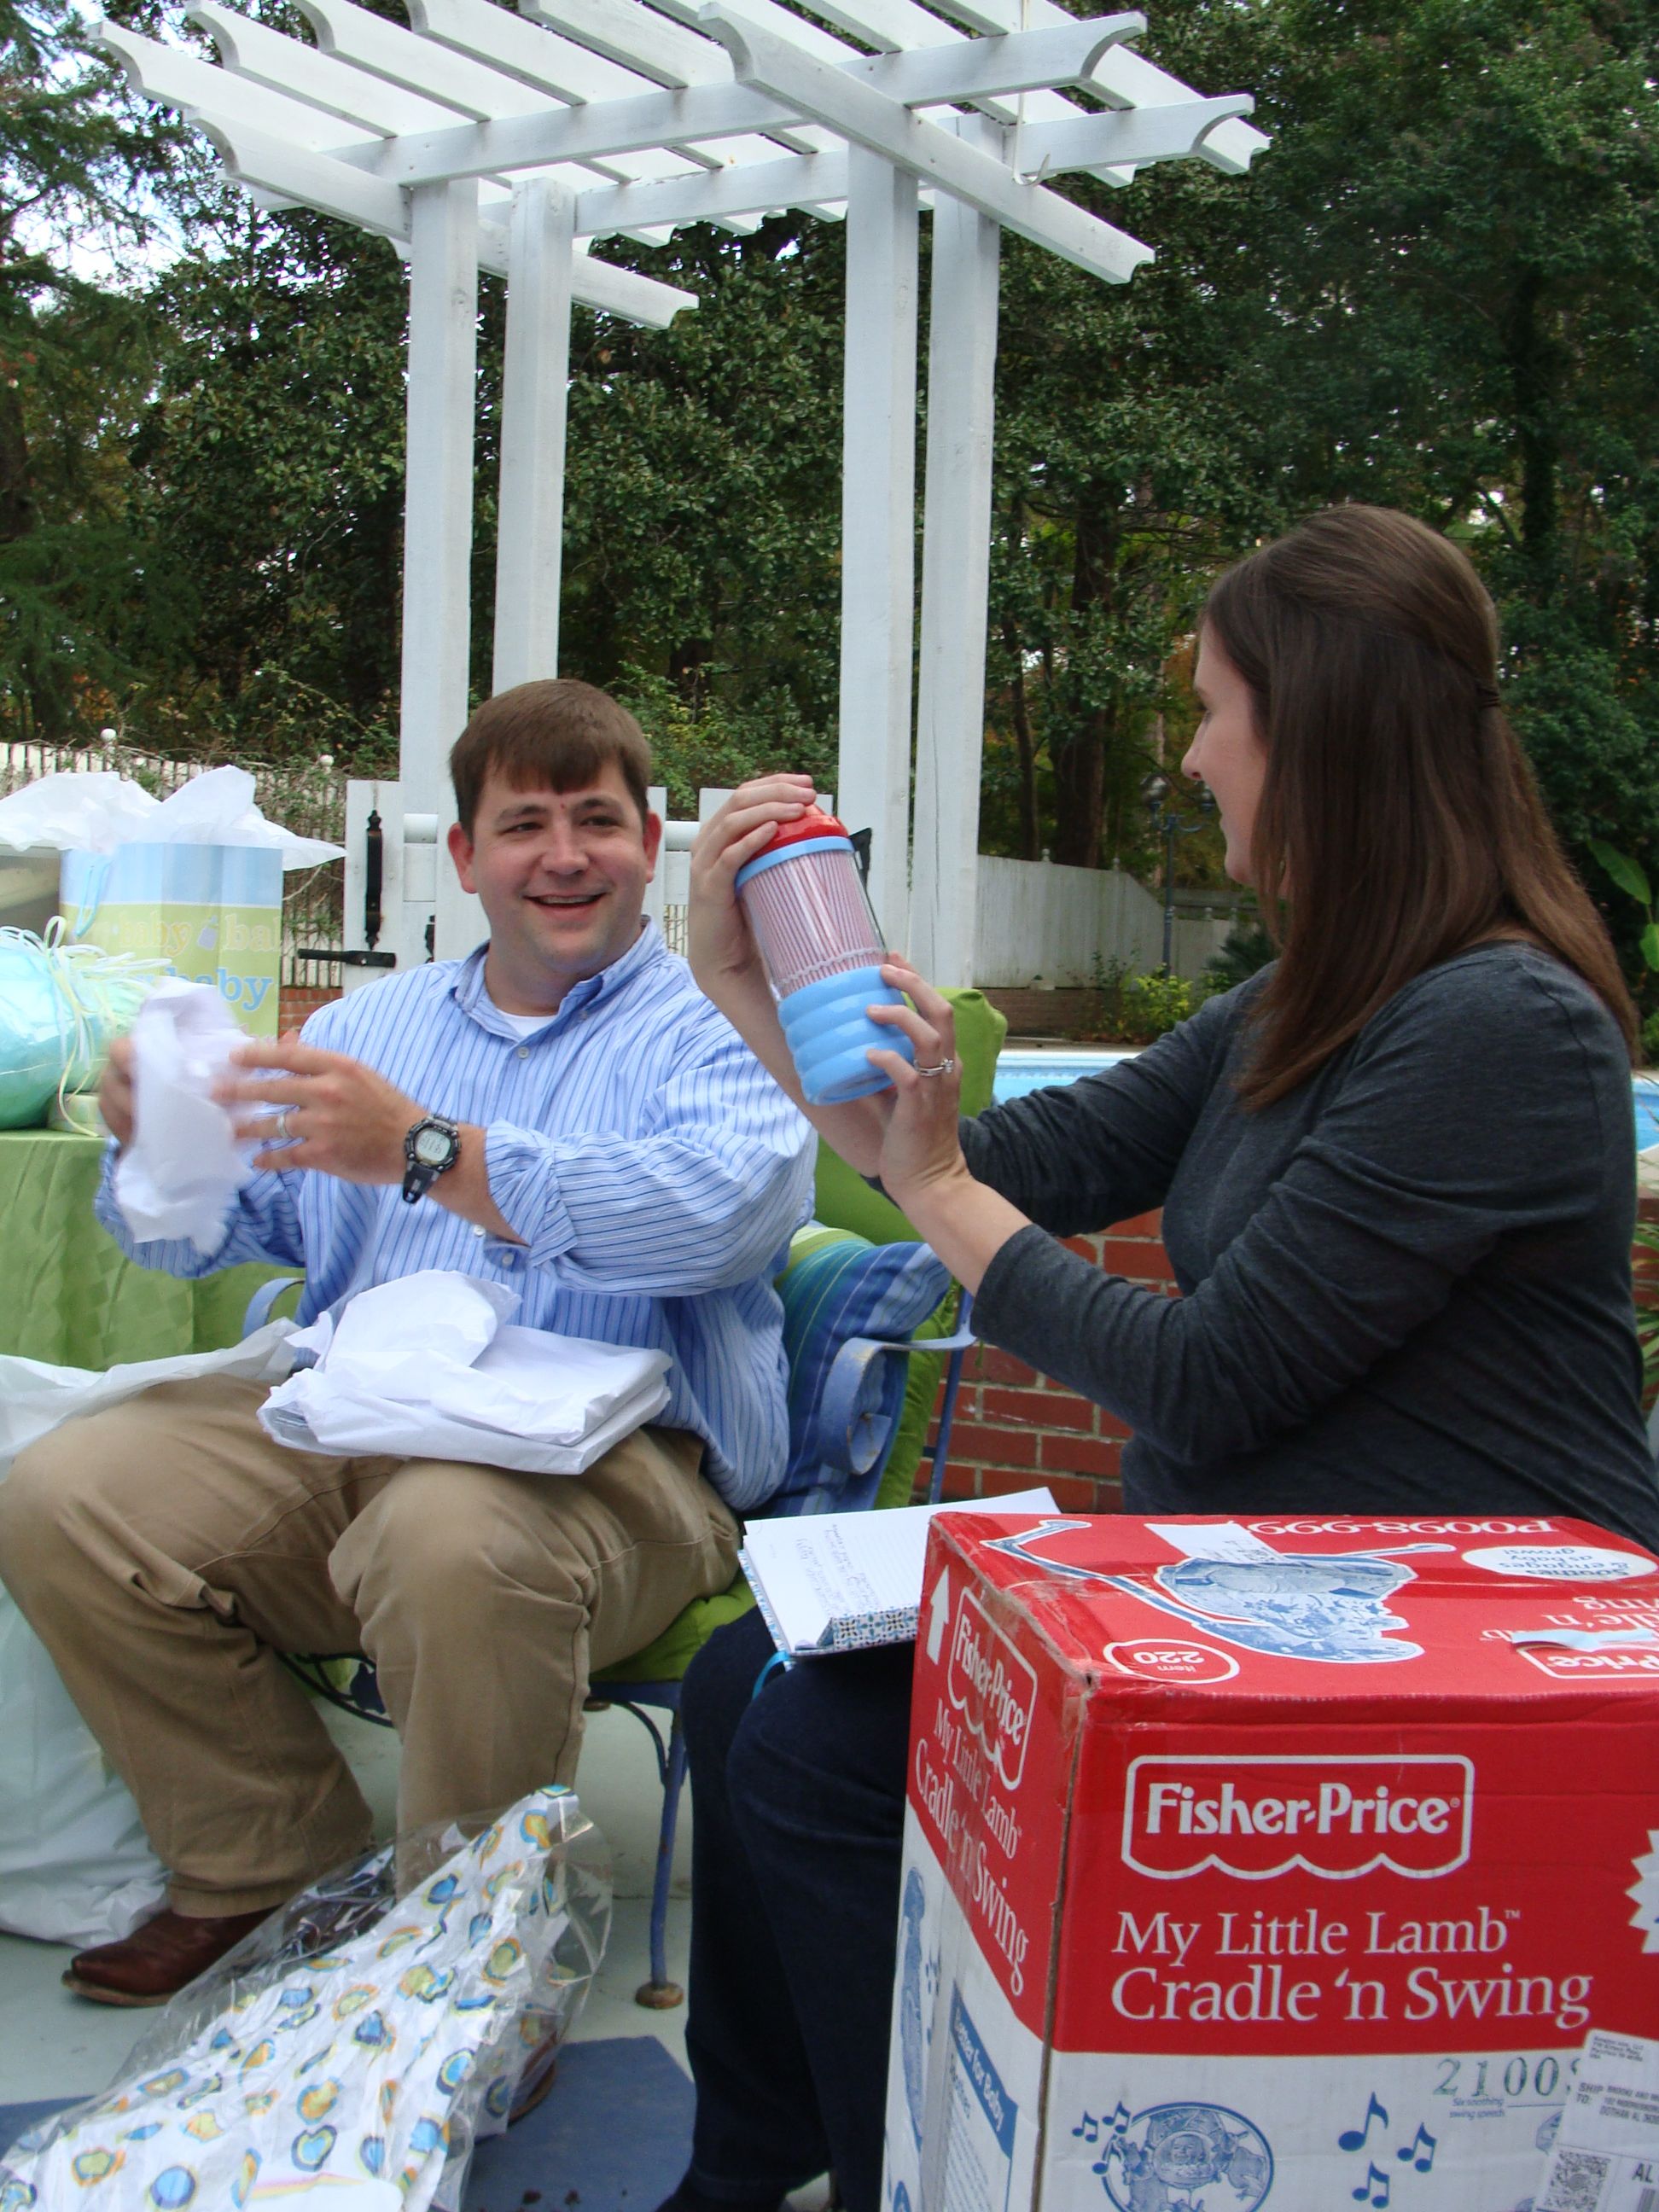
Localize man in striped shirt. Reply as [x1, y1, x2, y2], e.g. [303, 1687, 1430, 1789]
[0, 679, 815, 2011]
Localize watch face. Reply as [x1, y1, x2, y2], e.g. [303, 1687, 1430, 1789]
[414, 1125, 454, 1167]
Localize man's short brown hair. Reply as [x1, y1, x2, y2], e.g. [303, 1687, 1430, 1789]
[449, 679, 653, 835]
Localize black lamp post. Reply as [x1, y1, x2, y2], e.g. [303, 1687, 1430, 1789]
[1141, 775, 1216, 972]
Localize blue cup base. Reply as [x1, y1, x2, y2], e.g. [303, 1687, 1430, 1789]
[777, 967, 914, 1107]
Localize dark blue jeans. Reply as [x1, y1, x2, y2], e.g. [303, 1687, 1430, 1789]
[679, 1609, 915, 2212]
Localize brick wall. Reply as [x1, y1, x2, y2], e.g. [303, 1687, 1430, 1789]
[927, 1210, 1174, 1513]
[928, 1198, 1659, 1511]
[981, 988, 1103, 1040]
[278, 982, 342, 1033]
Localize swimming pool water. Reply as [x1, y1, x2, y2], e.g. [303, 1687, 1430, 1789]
[994, 1050, 1659, 1152]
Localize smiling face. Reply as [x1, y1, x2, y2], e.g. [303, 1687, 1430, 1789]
[447, 763, 661, 1014]
[1182, 626, 1269, 886]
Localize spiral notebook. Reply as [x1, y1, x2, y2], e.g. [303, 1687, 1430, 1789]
[741, 1488, 1057, 1658]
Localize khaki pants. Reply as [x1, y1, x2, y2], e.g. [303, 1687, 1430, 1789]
[0, 1376, 739, 1915]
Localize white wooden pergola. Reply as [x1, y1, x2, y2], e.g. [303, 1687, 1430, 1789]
[103, 0, 1264, 981]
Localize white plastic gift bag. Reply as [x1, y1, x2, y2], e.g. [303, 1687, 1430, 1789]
[0, 1321, 298, 1947]
[0, 1785, 612, 2212]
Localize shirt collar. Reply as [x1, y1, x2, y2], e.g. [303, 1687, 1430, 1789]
[451, 919, 667, 1038]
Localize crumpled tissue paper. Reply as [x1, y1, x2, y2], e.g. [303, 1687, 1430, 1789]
[113, 978, 255, 1251]
[0, 764, 342, 867]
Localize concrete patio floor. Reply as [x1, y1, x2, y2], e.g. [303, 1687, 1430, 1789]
[0, 1697, 693, 2105]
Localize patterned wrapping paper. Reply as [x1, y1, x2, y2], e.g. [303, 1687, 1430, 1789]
[0, 1786, 611, 2212]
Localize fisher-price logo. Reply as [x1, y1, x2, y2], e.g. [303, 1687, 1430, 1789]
[1124, 1755, 1475, 1882]
[946, 1589, 1038, 1791]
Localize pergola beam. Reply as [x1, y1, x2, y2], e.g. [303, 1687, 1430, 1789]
[848, 13, 1144, 105]
[1016, 90, 1253, 176]
[342, 80, 799, 184]
[187, 2, 475, 135]
[919, 0, 1266, 173]
[188, 108, 695, 320]
[522, 0, 746, 89]
[411, 0, 814, 173]
[696, 3, 1153, 282]
[574, 148, 847, 234]
[102, 23, 370, 154]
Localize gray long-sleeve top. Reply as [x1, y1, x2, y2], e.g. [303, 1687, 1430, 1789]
[963, 945, 1659, 1550]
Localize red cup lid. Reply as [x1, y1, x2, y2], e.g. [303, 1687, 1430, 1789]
[757, 802, 851, 853]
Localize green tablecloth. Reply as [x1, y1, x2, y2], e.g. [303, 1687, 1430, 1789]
[0, 1130, 293, 1366]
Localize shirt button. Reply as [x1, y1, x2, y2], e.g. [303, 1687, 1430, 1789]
[516, 1045, 530, 1060]
[500, 1249, 519, 1267]
[473, 1223, 486, 1238]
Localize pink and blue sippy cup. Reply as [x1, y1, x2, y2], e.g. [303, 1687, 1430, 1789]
[735, 804, 916, 1104]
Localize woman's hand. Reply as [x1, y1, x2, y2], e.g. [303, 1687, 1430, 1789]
[687, 774, 816, 1010]
[864, 959, 973, 1206]
[864, 958, 1031, 1295]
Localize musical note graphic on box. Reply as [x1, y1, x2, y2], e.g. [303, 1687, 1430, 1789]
[1338, 2093, 1389, 2155]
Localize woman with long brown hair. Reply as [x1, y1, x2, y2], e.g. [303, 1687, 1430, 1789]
[653, 505, 1659, 2212]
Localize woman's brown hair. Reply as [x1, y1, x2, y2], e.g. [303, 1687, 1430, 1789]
[1202, 504, 1637, 1107]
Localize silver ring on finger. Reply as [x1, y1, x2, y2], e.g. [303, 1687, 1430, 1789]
[914, 1057, 956, 1080]
[275, 1107, 294, 1142]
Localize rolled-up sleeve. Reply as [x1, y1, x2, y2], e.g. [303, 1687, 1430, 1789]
[483, 1029, 813, 1293]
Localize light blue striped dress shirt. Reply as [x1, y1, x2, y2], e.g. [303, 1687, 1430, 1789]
[95, 926, 817, 1510]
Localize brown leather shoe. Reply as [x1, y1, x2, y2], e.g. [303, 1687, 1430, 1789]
[63, 1906, 276, 2007]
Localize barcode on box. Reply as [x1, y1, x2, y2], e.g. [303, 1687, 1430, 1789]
[1541, 2149, 1610, 2212]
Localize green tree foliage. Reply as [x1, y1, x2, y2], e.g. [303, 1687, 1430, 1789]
[5, 0, 1656, 1013]
[120, 206, 409, 765]
[0, 0, 184, 736]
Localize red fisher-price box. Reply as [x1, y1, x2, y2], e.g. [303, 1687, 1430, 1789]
[881, 1512, 1659, 2212]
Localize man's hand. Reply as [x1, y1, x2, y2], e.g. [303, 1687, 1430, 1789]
[687, 773, 816, 1011]
[219, 1036, 524, 1242]
[100, 1036, 137, 1149]
[220, 1037, 421, 1182]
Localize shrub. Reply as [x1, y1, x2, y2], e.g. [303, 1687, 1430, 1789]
[1088, 957, 1202, 1045]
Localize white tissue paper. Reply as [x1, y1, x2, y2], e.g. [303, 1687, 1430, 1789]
[261, 1272, 673, 1475]
[0, 764, 342, 867]
[113, 978, 254, 1250]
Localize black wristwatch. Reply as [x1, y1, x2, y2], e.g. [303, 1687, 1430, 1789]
[401, 1114, 461, 1203]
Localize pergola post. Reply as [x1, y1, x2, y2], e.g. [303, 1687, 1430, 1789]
[492, 177, 575, 694]
[835, 148, 918, 953]
[910, 119, 1001, 987]
[400, 177, 483, 963]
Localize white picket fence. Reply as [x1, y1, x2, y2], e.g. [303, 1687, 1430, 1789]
[971, 855, 1237, 987]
